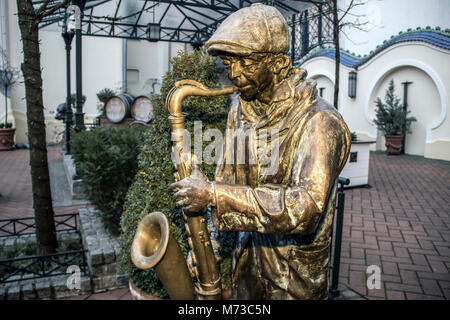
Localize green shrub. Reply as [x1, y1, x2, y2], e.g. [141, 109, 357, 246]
[96, 88, 116, 115]
[373, 79, 417, 135]
[0, 122, 13, 128]
[119, 49, 235, 297]
[72, 126, 145, 236]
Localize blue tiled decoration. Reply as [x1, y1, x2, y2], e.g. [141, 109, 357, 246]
[298, 29, 450, 68]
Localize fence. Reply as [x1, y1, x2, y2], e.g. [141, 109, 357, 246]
[0, 213, 89, 284]
[0, 213, 78, 238]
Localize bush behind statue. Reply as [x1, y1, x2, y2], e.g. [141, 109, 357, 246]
[118, 49, 235, 297]
[72, 126, 145, 236]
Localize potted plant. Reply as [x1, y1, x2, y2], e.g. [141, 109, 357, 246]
[373, 79, 417, 154]
[0, 48, 20, 151]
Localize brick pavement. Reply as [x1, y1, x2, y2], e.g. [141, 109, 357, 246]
[1, 146, 449, 300]
[0, 145, 91, 220]
[338, 152, 450, 300]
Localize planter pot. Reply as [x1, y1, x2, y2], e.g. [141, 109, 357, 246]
[0, 128, 16, 151]
[128, 280, 232, 300]
[340, 140, 375, 187]
[385, 135, 403, 155]
[129, 280, 165, 300]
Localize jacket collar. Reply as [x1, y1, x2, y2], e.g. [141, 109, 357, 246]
[239, 67, 317, 129]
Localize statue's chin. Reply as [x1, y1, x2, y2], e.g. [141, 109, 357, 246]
[237, 86, 257, 101]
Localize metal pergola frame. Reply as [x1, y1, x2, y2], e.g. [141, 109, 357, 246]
[34, 0, 330, 49]
[35, 0, 334, 154]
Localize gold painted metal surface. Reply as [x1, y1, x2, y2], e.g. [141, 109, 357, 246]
[131, 212, 195, 300]
[131, 81, 237, 300]
[168, 3, 351, 300]
[166, 80, 238, 300]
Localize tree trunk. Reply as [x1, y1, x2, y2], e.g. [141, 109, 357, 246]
[332, 0, 340, 109]
[16, 0, 57, 254]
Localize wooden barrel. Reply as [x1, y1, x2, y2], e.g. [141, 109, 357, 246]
[130, 94, 154, 123]
[104, 93, 134, 123]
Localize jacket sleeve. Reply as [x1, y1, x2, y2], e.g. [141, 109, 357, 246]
[211, 111, 351, 235]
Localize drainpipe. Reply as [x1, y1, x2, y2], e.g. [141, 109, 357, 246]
[122, 38, 127, 93]
[168, 41, 171, 72]
[1, 0, 9, 122]
[0, 1, 7, 51]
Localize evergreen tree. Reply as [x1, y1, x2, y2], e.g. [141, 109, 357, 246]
[373, 79, 417, 135]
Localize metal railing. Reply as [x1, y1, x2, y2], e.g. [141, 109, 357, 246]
[0, 212, 89, 283]
[0, 250, 88, 283]
[329, 176, 350, 298]
[0, 213, 79, 238]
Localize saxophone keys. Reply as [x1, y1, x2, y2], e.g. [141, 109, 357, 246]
[188, 237, 194, 249]
[192, 253, 198, 266]
[194, 267, 200, 279]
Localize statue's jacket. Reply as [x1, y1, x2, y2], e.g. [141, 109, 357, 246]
[211, 67, 351, 299]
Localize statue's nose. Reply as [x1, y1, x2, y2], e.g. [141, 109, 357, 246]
[229, 61, 241, 80]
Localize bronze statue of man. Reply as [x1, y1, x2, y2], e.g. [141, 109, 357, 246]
[169, 3, 351, 300]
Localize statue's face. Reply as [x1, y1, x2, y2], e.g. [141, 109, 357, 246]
[220, 53, 274, 100]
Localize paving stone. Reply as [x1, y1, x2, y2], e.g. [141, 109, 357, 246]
[3, 141, 450, 301]
[5, 283, 21, 300]
[103, 248, 116, 264]
[0, 284, 6, 300]
[89, 249, 104, 266]
[20, 279, 37, 300]
[35, 279, 52, 299]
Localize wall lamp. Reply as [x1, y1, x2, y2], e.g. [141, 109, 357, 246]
[147, 23, 161, 42]
[348, 70, 357, 98]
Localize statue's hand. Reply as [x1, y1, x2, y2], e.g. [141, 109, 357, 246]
[169, 167, 215, 214]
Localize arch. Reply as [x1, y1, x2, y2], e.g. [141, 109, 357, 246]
[364, 59, 447, 142]
[308, 70, 335, 84]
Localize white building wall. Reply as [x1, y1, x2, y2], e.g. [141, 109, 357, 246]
[1, 1, 191, 144]
[302, 42, 450, 161]
[340, 0, 450, 55]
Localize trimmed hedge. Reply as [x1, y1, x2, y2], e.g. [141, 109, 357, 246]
[72, 126, 145, 236]
[119, 49, 235, 297]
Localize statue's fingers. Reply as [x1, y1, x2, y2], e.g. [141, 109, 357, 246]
[176, 198, 191, 208]
[173, 189, 188, 200]
[168, 181, 184, 192]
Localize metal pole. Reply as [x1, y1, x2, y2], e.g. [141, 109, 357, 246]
[301, 11, 309, 57]
[401, 81, 413, 154]
[329, 176, 350, 298]
[291, 15, 296, 63]
[69, 4, 85, 132]
[4, 84, 7, 125]
[318, 5, 323, 47]
[62, 18, 74, 154]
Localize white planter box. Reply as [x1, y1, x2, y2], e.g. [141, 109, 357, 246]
[340, 141, 375, 187]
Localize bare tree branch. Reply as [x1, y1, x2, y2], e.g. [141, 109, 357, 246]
[338, 0, 355, 24]
[37, 0, 71, 21]
[34, 0, 53, 17]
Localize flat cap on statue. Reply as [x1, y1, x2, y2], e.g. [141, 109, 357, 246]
[206, 3, 290, 56]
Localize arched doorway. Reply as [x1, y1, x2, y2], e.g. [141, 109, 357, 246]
[366, 62, 444, 157]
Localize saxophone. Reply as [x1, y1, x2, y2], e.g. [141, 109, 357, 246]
[131, 80, 237, 300]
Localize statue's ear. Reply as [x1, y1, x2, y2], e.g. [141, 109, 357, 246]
[270, 54, 290, 74]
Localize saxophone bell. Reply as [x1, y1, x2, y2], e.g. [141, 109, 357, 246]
[131, 211, 195, 300]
